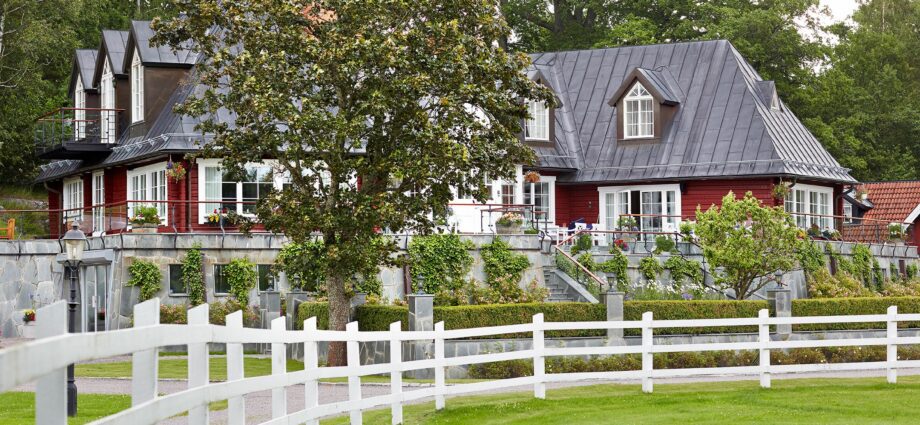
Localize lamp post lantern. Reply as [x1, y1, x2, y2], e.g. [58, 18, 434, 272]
[61, 223, 86, 417]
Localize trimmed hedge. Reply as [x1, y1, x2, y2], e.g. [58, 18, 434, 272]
[297, 302, 330, 330]
[792, 297, 920, 331]
[299, 300, 767, 337]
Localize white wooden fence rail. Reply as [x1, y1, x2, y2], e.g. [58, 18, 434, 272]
[0, 299, 916, 424]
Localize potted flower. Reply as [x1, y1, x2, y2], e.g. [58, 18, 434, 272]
[129, 205, 161, 233]
[207, 209, 231, 227]
[165, 160, 187, 183]
[22, 309, 35, 323]
[613, 238, 629, 251]
[495, 212, 524, 234]
[772, 180, 792, 201]
[524, 171, 541, 183]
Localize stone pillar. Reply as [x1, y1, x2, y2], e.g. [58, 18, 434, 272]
[350, 292, 367, 322]
[285, 291, 311, 330]
[407, 294, 434, 332]
[768, 288, 791, 339]
[260, 291, 281, 314]
[602, 291, 625, 342]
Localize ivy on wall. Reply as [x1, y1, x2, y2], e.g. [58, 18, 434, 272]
[408, 233, 474, 293]
[183, 243, 206, 306]
[127, 260, 162, 301]
[225, 257, 257, 305]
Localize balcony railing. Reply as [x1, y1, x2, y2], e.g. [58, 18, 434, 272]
[34, 107, 122, 158]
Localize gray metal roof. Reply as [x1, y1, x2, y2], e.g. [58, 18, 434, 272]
[39, 39, 855, 185]
[127, 21, 197, 68]
[73, 50, 98, 91]
[100, 30, 130, 76]
[528, 39, 855, 183]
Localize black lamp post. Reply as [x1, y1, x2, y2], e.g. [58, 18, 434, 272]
[62, 223, 86, 417]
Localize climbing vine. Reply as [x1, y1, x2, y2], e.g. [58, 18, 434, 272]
[183, 243, 206, 305]
[127, 260, 162, 301]
[481, 238, 531, 287]
[225, 257, 258, 305]
[408, 233, 474, 293]
[638, 257, 663, 281]
[796, 238, 826, 276]
[598, 245, 629, 290]
[664, 256, 704, 288]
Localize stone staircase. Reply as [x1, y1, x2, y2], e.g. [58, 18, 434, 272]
[543, 266, 572, 302]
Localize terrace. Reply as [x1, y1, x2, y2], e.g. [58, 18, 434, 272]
[33, 107, 123, 160]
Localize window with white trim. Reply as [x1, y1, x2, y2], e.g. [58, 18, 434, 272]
[784, 184, 833, 230]
[127, 163, 168, 225]
[199, 160, 285, 222]
[624, 82, 654, 138]
[843, 202, 853, 224]
[523, 176, 555, 223]
[63, 178, 84, 224]
[92, 172, 104, 233]
[130, 48, 144, 123]
[524, 100, 549, 141]
[599, 184, 681, 242]
[74, 78, 86, 139]
[100, 60, 115, 143]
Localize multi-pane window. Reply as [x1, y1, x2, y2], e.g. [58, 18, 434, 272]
[641, 191, 663, 232]
[201, 161, 291, 222]
[100, 60, 115, 143]
[74, 78, 86, 139]
[523, 181, 552, 222]
[784, 185, 833, 230]
[169, 264, 185, 295]
[601, 185, 681, 242]
[63, 178, 84, 224]
[128, 164, 168, 224]
[214, 265, 230, 294]
[92, 172, 104, 233]
[130, 48, 144, 123]
[843, 202, 853, 224]
[500, 182, 516, 205]
[624, 83, 654, 138]
[524, 100, 549, 141]
[258, 264, 275, 292]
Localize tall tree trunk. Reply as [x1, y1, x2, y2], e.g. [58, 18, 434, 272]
[326, 271, 350, 366]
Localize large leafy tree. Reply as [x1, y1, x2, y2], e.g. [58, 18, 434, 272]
[154, 0, 551, 364]
[693, 192, 800, 300]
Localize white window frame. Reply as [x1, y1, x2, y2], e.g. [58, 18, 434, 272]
[524, 100, 549, 141]
[74, 78, 86, 139]
[623, 82, 654, 139]
[523, 174, 556, 224]
[127, 162, 169, 226]
[99, 59, 116, 143]
[783, 183, 834, 230]
[130, 48, 144, 123]
[197, 159, 286, 223]
[63, 177, 84, 224]
[92, 171, 105, 234]
[598, 184, 682, 238]
[843, 201, 853, 224]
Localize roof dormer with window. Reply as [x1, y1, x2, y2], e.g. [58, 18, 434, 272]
[130, 47, 144, 123]
[609, 67, 682, 143]
[522, 71, 560, 147]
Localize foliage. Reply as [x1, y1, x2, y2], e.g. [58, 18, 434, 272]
[664, 256, 704, 288]
[160, 300, 259, 327]
[796, 238, 826, 276]
[880, 279, 920, 298]
[126, 260, 162, 301]
[153, 0, 554, 365]
[274, 240, 326, 291]
[653, 236, 676, 254]
[806, 269, 874, 299]
[570, 233, 593, 255]
[638, 257, 663, 281]
[129, 205, 161, 226]
[480, 238, 531, 288]
[850, 244, 875, 286]
[598, 246, 629, 290]
[693, 192, 799, 299]
[224, 258, 257, 305]
[889, 223, 907, 241]
[408, 234, 474, 294]
[297, 302, 331, 331]
[908, 263, 918, 279]
[182, 244, 205, 306]
[792, 297, 920, 331]
[617, 216, 637, 230]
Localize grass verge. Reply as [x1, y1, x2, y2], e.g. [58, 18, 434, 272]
[76, 357, 304, 380]
[0, 392, 130, 425]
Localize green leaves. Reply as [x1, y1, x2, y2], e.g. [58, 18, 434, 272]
[127, 260, 162, 302]
[224, 257, 257, 306]
[407, 233, 474, 293]
[182, 244, 205, 306]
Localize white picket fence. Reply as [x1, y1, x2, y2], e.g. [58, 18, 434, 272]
[1, 299, 918, 425]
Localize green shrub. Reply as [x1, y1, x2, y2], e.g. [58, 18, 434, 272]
[796, 239, 826, 276]
[298, 302, 330, 330]
[129, 205, 161, 225]
[638, 257, 663, 281]
[807, 268, 874, 298]
[851, 244, 874, 285]
[907, 263, 918, 279]
[160, 300, 258, 326]
[570, 233, 593, 255]
[654, 236, 675, 254]
[480, 238, 531, 287]
[408, 234, 474, 293]
[664, 256, 703, 288]
[792, 297, 920, 331]
[275, 240, 326, 291]
[224, 258, 258, 305]
[355, 305, 409, 331]
[127, 260, 162, 301]
[182, 244, 205, 306]
[623, 300, 766, 335]
[598, 246, 629, 290]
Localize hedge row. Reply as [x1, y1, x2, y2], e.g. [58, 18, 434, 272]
[298, 300, 767, 337]
[792, 297, 920, 331]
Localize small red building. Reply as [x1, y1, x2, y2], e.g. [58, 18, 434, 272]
[36, 23, 856, 238]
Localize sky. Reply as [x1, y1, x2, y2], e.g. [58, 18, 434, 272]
[822, 0, 860, 22]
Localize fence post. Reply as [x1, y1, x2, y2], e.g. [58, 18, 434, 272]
[435, 321, 446, 410]
[271, 316, 287, 419]
[226, 311, 246, 425]
[347, 321, 362, 424]
[641, 311, 653, 393]
[533, 313, 546, 399]
[887, 305, 898, 384]
[390, 321, 404, 425]
[188, 303, 210, 424]
[132, 298, 160, 406]
[35, 301, 67, 425]
[304, 317, 319, 425]
[768, 288, 791, 339]
[758, 309, 771, 389]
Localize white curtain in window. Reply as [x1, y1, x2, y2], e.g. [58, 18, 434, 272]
[525, 101, 549, 140]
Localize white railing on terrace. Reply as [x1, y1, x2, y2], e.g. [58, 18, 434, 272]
[1, 299, 916, 424]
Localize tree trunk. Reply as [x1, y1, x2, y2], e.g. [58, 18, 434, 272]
[326, 272, 350, 366]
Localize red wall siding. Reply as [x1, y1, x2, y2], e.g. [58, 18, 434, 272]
[47, 181, 63, 238]
[555, 183, 600, 227]
[681, 179, 777, 218]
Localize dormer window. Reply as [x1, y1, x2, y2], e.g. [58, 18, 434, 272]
[100, 60, 115, 143]
[74, 78, 86, 140]
[624, 83, 653, 138]
[525, 100, 549, 141]
[130, 48, 144, 123]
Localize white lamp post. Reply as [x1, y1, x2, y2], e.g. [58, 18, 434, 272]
[61, 223, 86, 416]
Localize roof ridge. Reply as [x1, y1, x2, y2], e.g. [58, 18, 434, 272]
[528, 39, 726, 57]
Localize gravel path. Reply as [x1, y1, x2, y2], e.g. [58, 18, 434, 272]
[14, 368, 920, 424]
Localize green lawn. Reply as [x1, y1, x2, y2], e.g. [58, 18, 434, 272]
[76, 357, 304, 380]
[0, 392, 130, 425]
[322, 377, 920, 424]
